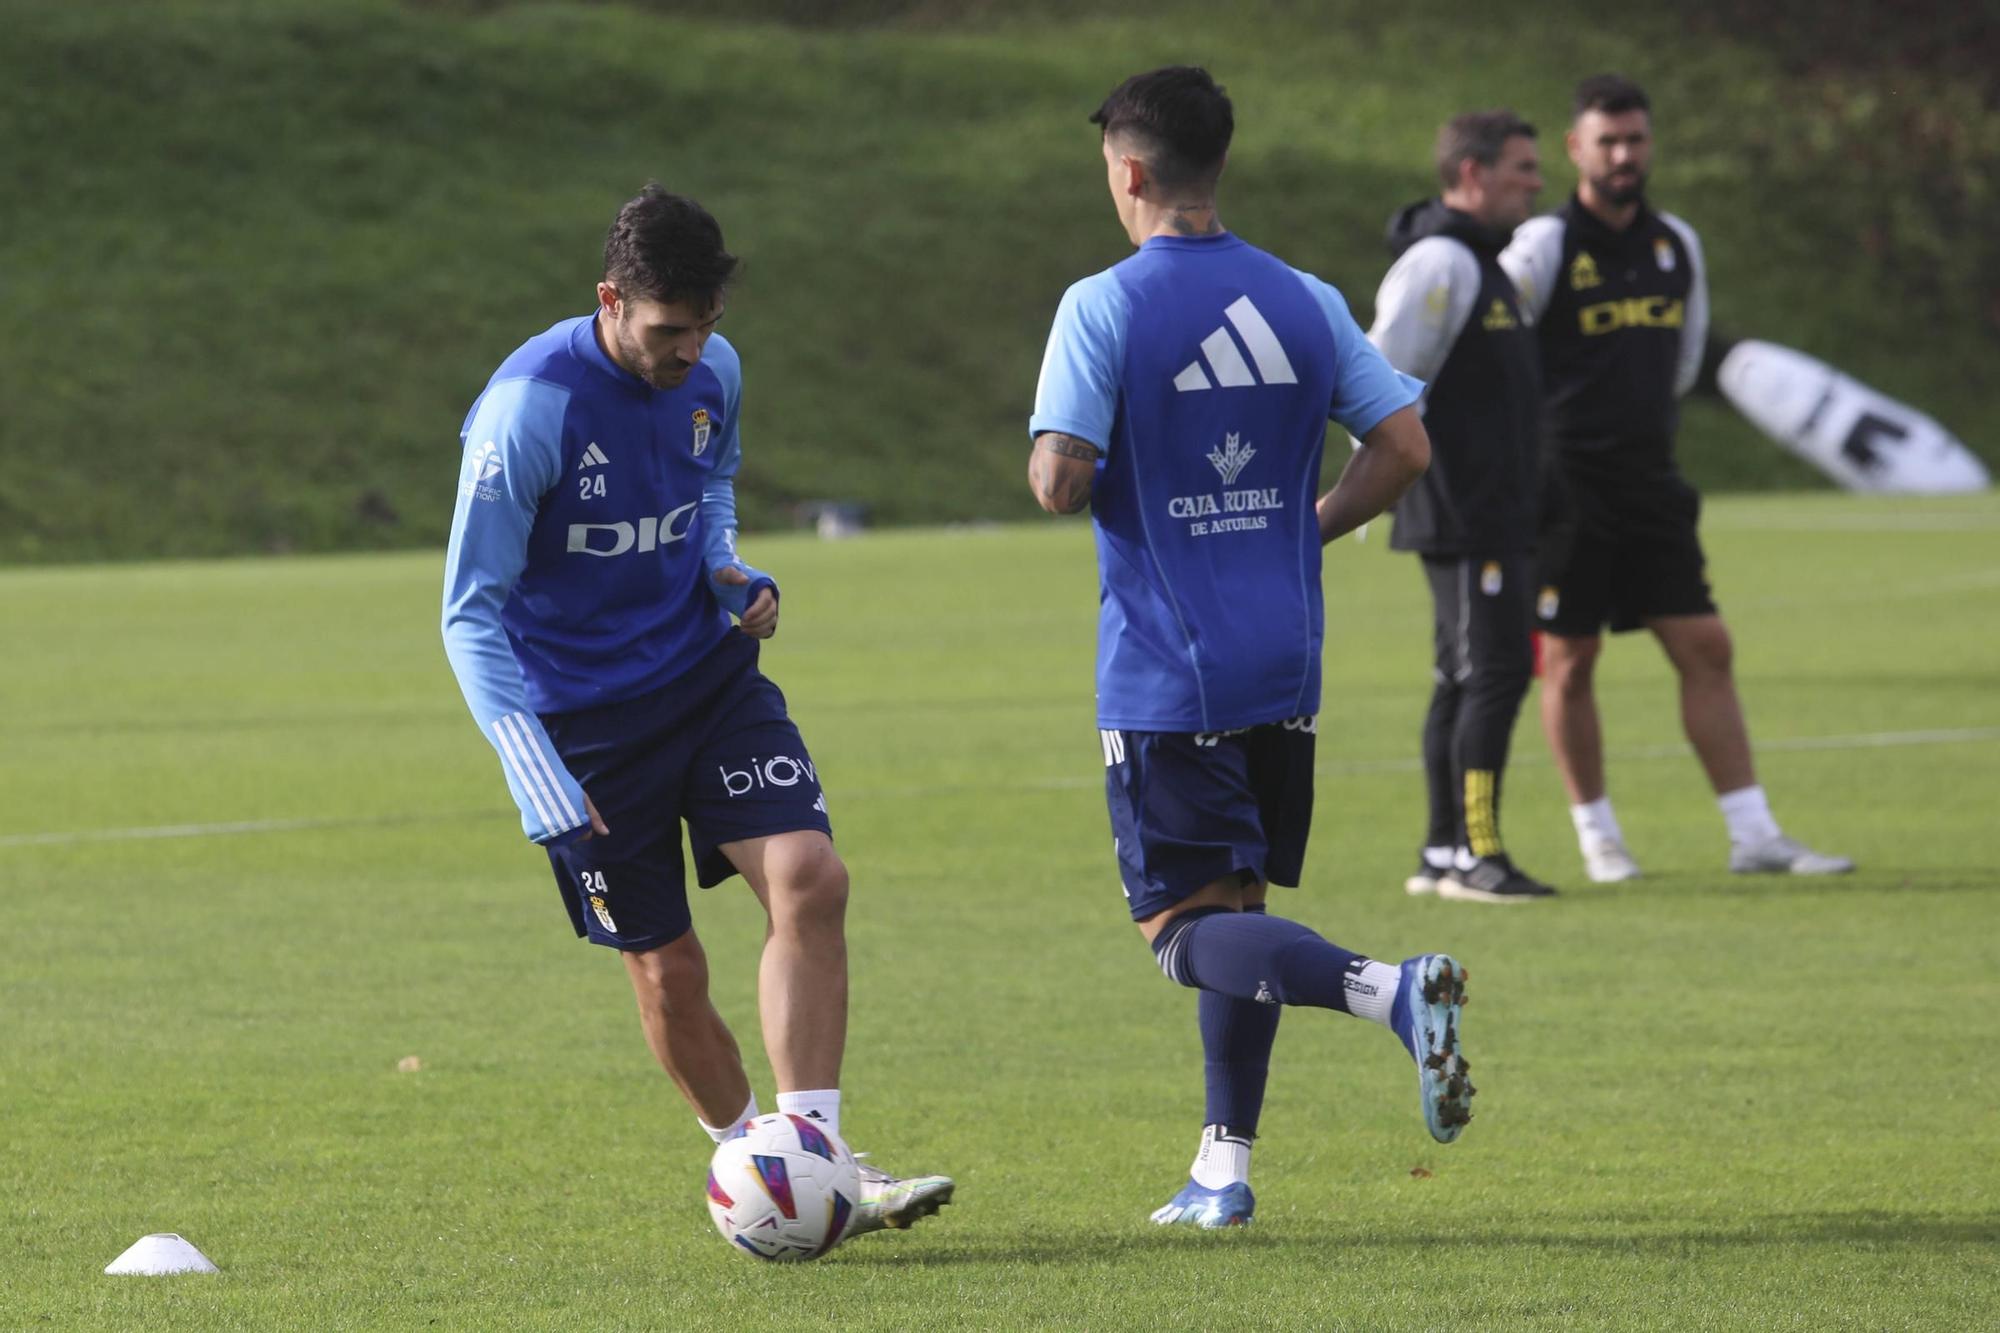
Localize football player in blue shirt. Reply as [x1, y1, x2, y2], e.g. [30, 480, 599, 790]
[1028, 68, 1477, 1228]
[443, 186, 950, 1238]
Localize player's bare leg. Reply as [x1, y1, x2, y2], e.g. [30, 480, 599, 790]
[1538, 632, 1606, 804]
[725, 829, 850, 1092]
[1645, 613, 1754, 794]
[727, 829, 951, 1233]
[1541, 633, 1639, 881]
[620, 931, 753, 1127]
[1648, 613, 1854, 874]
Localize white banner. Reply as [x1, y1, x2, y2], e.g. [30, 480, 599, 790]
[1716, 339, 1989, 493]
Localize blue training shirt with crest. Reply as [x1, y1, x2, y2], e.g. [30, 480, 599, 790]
[442, 315, 773, 845]
[1031, 232, 1421, 733]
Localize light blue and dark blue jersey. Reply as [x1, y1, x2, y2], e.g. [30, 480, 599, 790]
[442, 315, 773, 844]
[1030, 233, 1422, 732]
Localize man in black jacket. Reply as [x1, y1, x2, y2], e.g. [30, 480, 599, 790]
[1500, 74, 1851, 882]
[1369, 109, 1558, 903]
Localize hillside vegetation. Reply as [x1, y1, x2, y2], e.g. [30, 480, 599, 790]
[3, 0, 1993, 562]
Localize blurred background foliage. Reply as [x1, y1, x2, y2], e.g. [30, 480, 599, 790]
[2, 0, 1993, 562]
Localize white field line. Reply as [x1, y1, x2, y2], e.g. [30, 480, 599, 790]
[8, 726, 1993, 848]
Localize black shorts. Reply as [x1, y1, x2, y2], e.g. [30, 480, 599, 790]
[1101, 717, 1317, 922]
[1537, 466, 1716, 636]
[1422, 552, 1535, 683]
[539, 632, 832, 953]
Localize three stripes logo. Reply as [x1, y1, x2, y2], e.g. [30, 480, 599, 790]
[489, 711, 585, 838]
[1173, 296, 1298, 392]
[577, 442, 610, 470]
[1099, 729, 1127, 768]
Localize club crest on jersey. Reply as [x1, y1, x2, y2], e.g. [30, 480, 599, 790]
[1538, 586, 1560, 620]
[1480, 299, 1518, 332]
[1569, 252, 1602, 290]
[1481, 561, 1504, 595]
[691, 408, 712, 457]
[1654, 237, 1676, 272]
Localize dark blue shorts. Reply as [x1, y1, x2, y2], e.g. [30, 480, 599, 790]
[540, 631, 832, 952]
[1102, 717, 1317, 922]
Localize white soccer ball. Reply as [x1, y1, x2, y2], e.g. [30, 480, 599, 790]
[706, 1112, 861, 1261]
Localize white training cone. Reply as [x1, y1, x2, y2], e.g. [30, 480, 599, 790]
[104, 1233, 219, 1275]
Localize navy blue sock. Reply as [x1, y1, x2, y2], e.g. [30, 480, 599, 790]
[1199, 906, 1282, 1137]
[1154, 907, 1366, 1013]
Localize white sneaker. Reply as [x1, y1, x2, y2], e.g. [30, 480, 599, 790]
[844, 1154, 955, 1237]
[1729, 835, 1855, 875]
[1581, 833, 1642, 883]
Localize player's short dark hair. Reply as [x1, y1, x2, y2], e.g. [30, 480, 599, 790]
[602, 185, 738, 311]
[1435, 109, 1537, 188]
[1090, 66, 1234, 194]
[1573, 73, 1651, 120]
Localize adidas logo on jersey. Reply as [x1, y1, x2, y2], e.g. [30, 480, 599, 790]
[1173, 296, 1298, 392]
[577, 443, 610, 470]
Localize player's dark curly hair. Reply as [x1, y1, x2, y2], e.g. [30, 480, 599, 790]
[1435, 109, 1537, 188]
[1573, 73, 1651, 119]
[1091, 66, 1234, 194]
[603, 185, 738, 310]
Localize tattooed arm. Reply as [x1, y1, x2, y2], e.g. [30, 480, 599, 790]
[1028, 432, 1104, 514]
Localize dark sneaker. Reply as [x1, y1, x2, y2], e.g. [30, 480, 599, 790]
[1439, 854, 1559, 904]
[1404, 852, 1450, 897]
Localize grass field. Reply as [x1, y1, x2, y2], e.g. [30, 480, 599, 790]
[3, 493, 1998, 1329]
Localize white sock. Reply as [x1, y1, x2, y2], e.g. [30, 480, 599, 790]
[699, 1092, 759, 1144]
[776, 1089, 841, 1137]
[1717, 785, 1781, 847]
[1570, 796, 1624, 845]
[1189, 1123, 1253, 1189]
[1344, 959, 1402, 1027]
[1422, 845, 1454, 870]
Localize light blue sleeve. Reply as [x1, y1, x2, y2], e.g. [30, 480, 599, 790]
[694, 336, 776, 618]
[1293, 269, 1425, 437]
[440, 377, 592, 845]
[1028, 270, 1130, 452]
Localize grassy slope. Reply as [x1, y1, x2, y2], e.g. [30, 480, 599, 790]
[1, 494, 1997, 1328]
[0, 0, 1993, 563]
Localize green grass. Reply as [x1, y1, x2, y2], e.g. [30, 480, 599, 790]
[3, 492, 1998, 1328]
[2, 0, 1995, 562]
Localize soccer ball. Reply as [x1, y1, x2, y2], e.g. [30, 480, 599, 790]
[706, 1112, 861, 1261]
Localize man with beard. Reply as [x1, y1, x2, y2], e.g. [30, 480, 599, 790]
[1500, 76, 1851, 882]
[1368, 109, 1558, 903]
[441, 185, 953, 1238]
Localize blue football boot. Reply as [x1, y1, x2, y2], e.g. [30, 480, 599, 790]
[1393, 953, 1475, 1143]
[1149, 1178, 1255, 1228]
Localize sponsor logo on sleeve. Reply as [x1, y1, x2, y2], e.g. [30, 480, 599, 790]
[461, 441, 504, 502]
